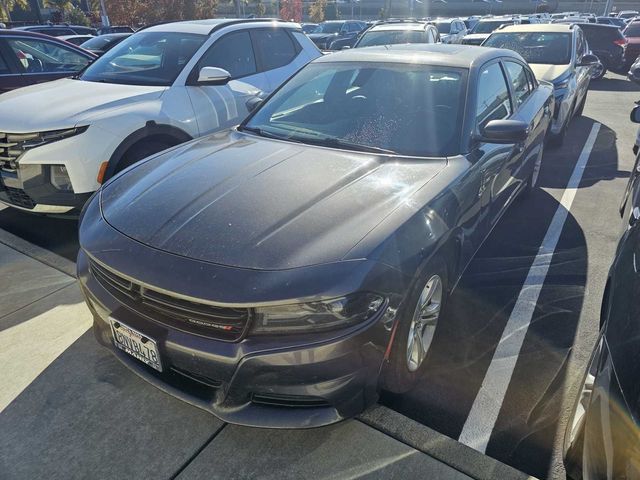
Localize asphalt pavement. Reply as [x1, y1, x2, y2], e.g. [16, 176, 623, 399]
[1, 71, 639, 479]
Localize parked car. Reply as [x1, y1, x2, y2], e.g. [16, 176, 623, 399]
[623, 21, 640, 69]
[0, 29, 95, 94]
[301, 23, 318, 34]
[307, 20, 367, 50]
[353, 21, 439, 48]
[463, 15, 481, 30]
[58, 34, 95, 46]
[596, 16, 628, 29]
[327, 22, 377, 50]
[429, 18, 467, 44]
[629, 60, 640, 155]
[0, 19, 321, 214]
[617, 10, 639, 21]
[462, 17, 520, 45]
[484, 24, 599, 145]
[79, 33, 132, 56]
[13, 24, 97, 36]
[77, 44, 553, 428]
[571, 23, 627, 79]
[97, 26, 135, 35]
[564, 107, 640, 479]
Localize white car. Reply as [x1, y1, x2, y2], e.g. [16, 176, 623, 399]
[0, 19, 321, 214]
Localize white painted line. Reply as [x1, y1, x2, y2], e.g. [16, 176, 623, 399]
[458, 123, 601, 453]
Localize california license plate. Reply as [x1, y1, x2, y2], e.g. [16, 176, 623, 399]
[109, 318, 162, 372]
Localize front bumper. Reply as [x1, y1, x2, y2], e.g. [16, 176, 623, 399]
[0, 164, 91, 213]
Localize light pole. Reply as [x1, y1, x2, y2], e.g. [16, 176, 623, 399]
[99, 0, 110, 27]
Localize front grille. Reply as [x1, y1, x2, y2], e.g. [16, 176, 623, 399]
[0, 183, 35, 209]
[462, 39, 484, 45]
[251, 393, 331, 408]
[0, 132, 38, 172]
[89, 258, 251, 341]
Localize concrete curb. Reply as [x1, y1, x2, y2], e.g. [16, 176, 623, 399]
[0, 228, 76, 278]
[358, 405, 537, 480]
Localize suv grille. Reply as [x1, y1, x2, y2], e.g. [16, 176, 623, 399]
[0, 132, 38, 172]
[89, 259, 251, 341]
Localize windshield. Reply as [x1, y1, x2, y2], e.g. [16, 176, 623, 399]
[243, 62, 466, 157]
[484, 32, 572, 65]
[80, 35, 123, 50]
[357, 30, 429, 47]
[80, 32, 206, 86]
[472, 21, 511, 34]
[313, 23, 343, 34]
[432, 21, 451, 33]
[625, 23, 640, 36]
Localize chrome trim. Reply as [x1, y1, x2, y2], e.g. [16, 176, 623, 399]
[0, 199, 74, 214]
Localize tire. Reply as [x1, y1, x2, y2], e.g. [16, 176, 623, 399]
[521, 143, 544, 198]
[549, 102, 574, 148]
[115, 138, 175, 174]
[591, 62, 607, 81]
[381, 257, 449, 394]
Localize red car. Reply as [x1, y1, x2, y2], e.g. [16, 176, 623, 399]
[623, 20, 640, 68]
[0, 29, 96, 94]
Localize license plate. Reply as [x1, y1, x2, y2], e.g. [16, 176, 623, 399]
[109, 318, 162, 372]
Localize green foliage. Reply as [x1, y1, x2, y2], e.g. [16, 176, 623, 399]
[308, 0, 326, 23]
[0, 0, 30, 22]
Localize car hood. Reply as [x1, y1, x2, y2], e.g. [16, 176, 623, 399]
[100, 130, 448, 270]
[0, 78, 165, 132]
[529, 63, 571, 83]
[464, 33, 490, 41]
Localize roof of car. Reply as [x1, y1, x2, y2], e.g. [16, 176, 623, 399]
[143, 18, 300, 35]
[13, 24, 88, 30]
[314, 43, 521, 68]
[369, 22, 430, 31]
[496, 23, 574, 33]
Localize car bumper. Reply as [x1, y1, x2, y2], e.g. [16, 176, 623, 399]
[550, 92, 573, 135]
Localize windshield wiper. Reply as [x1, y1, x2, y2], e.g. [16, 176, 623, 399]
[299, 136, 397, 155]
[238, 126, 303, 143]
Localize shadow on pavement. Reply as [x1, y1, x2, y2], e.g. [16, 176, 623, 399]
[589, 77, 640, 93]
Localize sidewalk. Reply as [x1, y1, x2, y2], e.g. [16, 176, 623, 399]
[0, 229, 536, 480]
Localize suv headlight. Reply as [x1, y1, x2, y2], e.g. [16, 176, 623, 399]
[18, 126, 88, 151]
[251, 293, 385, 334]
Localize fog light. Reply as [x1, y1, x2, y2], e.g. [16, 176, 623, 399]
[50, 165, 73, 191]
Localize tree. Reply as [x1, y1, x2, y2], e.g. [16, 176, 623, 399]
[279, 0, 301, 22]
[0, 0, 29, 22]
[252, 0, 266, 17]
[308, 0, 326, 23]
[324, 0, 339, 20]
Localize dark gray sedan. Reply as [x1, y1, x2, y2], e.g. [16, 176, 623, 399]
[77, 45, 554, 428]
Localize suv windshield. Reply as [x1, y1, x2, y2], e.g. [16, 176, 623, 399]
[484, 32, 573, 65]
[357, 30, 429, 47]
[80, 32, 206, 86]
[314, 23, 344, 34]
[472, 21, 512, 34]
[243, 62, 465, 157]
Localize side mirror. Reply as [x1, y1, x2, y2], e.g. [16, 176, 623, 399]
[577, 53, 599, 67]
[631, 105, 640, 124]
[246, 96, 263, 113]
[480, 119, 530, 143]
[197, 66, 231, 86]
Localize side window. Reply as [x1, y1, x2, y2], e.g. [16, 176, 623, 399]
[503, 61, 531, 109]
[251, 29, 297, 71]
[0, 50, 11, 74]
[526, 68, 537, 90]
[6, 38, 89, 73]
[476, 62, 512, 129]
[428, 28, 436, 43]
[198, 30, 257, 79]
[450, 22, 458, 34]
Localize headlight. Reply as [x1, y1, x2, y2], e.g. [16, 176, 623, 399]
[251, 293, 385, 334]
[50, 165, 73, 191]
[16, 126, 88, 151]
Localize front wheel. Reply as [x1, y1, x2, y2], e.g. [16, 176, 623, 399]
[381, 259, 449, 393]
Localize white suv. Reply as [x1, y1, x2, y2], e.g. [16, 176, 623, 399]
[0, 19, 320, 214]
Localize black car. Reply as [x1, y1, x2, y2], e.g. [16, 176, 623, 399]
[596, 16, 628, 29]
[564, 105, 640, 480]
[79, 33, 132, 56]
[78, 44, 553, 428]
[13, 24, 97, 36]
[307, 20, 367, 50]
[573, 23, 627, 78]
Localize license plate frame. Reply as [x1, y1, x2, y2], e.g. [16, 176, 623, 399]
[109, 318, 162, 372]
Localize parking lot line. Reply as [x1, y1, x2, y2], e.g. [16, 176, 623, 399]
[457, 123, 601, 453]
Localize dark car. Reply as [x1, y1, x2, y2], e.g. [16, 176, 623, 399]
[0, 29, 95, 94]
[563, 105, 640, 480]
[573, 23, 627, 78]
[96, 26, 135, 35]
[353, 21, 439, 48]
[596, 16, 628, 28]
[623, 21, 640, 68]
[13, 24, 97, 36]
[79, 33, 132, 56]
[77, 44, 553, 428]
[307, 20, 366, 50]
[301, 23, 318, 34]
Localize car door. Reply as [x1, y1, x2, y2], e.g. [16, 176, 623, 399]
[0, 39, 25, 93]
[186, 29, 263, 136]
[250, 28, 302, 92]
[4, 36, 91, 87]
[574, 28, 591, 105]
[470, 61, 516, 231]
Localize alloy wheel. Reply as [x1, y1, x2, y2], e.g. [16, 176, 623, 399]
[406, 275, 443, 372]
